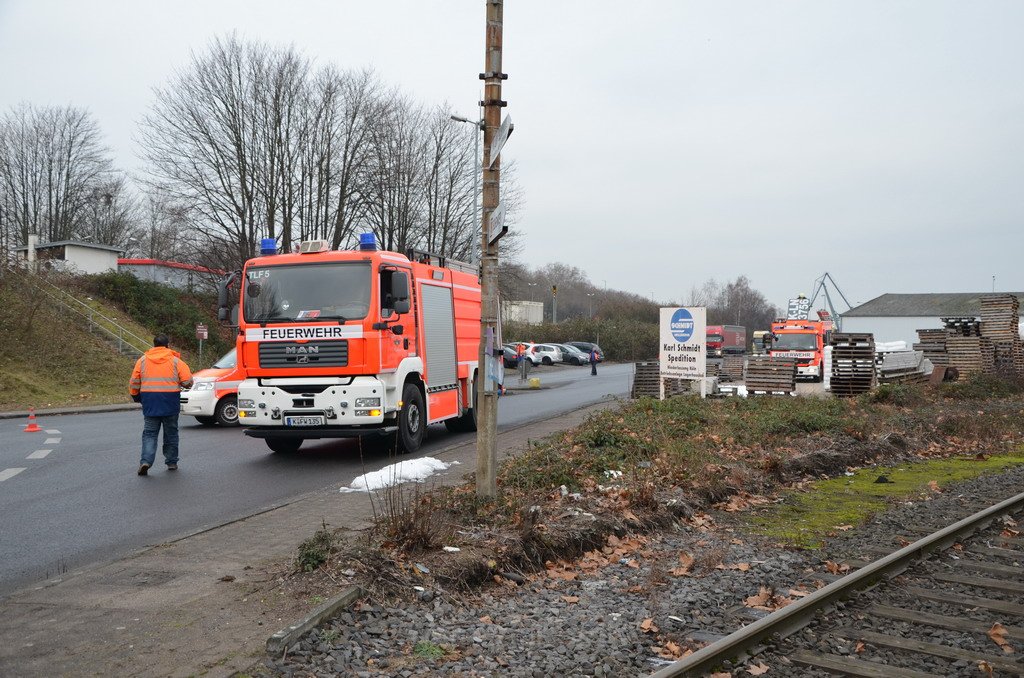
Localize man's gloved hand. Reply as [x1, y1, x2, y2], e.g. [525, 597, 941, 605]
[131, 394, 141, 403]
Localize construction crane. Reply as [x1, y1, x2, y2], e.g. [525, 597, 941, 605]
[809, 272, 853, 331]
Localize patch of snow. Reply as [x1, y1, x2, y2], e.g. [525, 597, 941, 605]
[339, 457, 460, 493]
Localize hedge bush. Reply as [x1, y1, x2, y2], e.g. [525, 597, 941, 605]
[503, 317, 658, 361]
[80, 272, 231, 361]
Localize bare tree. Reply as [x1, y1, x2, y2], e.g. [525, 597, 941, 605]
[137, 34, 516, 269]
[0, 102, 116, 250]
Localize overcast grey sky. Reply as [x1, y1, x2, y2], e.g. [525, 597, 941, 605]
[1, 1, 1022, 310]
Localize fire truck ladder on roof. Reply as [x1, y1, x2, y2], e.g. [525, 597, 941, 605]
[405, 248, 479, 276]
[809, 272, 853, 331]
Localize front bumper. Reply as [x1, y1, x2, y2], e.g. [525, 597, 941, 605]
[180, 388, 216, 417]
[797, 365, 821, 377]
[237, 376, 391, 428]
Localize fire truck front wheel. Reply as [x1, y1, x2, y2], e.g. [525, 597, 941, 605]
[398, 383, 426, 453]
[265, 437, 302, 454]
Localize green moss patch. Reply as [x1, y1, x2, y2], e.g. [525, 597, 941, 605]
[746, 453, 1024, 548]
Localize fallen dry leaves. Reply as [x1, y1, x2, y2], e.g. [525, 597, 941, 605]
[824, 560, 850, 575]
[716, 562, 752, 572]
[479, 615, 493, 624]
[978, 660, 994, 677]
[988, 623, 1014, 654]
[560, 595, 579, 604]
[640, 618, 659, 634]
[744, 586, 794, 611]
[670, 552, 695, 577]
[653, 640, 690, 659]
[709, 673, 731, 678]
[854, 640, 865, 654]
[927, 480, 942, 493]
[747, 661, 770, 675]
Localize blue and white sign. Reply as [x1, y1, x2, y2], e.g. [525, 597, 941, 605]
[669, 308, 695, 342]
[660, 307, 706, 380]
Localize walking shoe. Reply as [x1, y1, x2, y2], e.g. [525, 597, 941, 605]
[167, 464, 178, 471]
[137, 463, 150, 476]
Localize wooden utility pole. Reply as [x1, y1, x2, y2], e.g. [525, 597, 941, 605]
[476, 0, 505, 498]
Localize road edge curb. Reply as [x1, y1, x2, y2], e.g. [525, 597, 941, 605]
[266, 586, 364, 655]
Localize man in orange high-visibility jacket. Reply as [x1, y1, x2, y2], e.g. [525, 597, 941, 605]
[129, 334, 193, 476]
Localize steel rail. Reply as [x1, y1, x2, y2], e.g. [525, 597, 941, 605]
[649, 488, 1024, 677]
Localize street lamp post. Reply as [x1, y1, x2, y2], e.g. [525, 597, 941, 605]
[450, 114, 484, 264]
[587, 292, 595, 319]
[527, 281, 537, 301]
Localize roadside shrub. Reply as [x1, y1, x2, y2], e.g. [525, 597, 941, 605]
[940, 373, 1024, 400]
[861, 383, 925, 407]
[78, 272, 231, 360]
[375, 483, 447, 554]
[296, 522, 339, 572]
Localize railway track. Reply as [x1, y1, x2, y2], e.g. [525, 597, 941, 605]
[651, 489, 1024, 677]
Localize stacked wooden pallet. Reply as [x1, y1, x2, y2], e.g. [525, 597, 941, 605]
[631, 361, 688, 398]
[980, 294, 1023, 376]
[980, 294, 1020, 340]
[912, 329, 949, 366]
[720, 354, 745, 382]
[945, 336, 995, 376]
[941, 316, 981, 336]
[744, 357, 796, 395]
[876, 350, 929, 385]
[830, 333, 876, 397]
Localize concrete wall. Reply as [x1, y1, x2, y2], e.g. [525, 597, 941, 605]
[120, 263, 214, 292]
[63, 245, 119, 274]
[841, 316, 945, 345]
[502, 300, 544, 324]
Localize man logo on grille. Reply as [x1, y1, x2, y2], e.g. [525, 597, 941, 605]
[285, 345, 319, 354]
[296, 355, 310, 364]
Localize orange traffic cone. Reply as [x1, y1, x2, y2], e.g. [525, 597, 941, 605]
[23, 408, 42, 433]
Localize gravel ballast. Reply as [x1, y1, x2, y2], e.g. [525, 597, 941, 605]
[265, 464, 1024, 677]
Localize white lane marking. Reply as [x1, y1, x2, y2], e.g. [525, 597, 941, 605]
[0, 468, 27, 481]
[27, 450, 52, 459]
[44, 438, 61, 445]
[45, 429, 61, 434]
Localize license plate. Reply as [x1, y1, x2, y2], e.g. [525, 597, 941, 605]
[284, 416, 324, 427]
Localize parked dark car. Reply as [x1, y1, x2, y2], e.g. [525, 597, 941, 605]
[502, 346, 519, 368]
[556, 344, 589, 366]
[567, 341, 604, 362]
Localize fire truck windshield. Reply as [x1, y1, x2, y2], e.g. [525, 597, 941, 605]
[243, 262, 371, 323]
[707, 334, 723, 343]
[772, 333, 817, 350]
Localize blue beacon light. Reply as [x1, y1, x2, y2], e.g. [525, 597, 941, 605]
[260, 238, 278, 256]
[359, 233, 378, 251]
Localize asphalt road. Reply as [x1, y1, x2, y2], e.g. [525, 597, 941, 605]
[0, 363, 632, 597]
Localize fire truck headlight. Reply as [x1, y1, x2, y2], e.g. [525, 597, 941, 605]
[238, 399, 255, 409]
[192, 381, 215, 392]
[355, 398, 381, 408]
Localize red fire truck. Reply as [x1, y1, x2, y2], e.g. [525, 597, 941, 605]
[769, 316, 833, 381]
[220, 235, 481, 454]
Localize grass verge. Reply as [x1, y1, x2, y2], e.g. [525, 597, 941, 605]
[747, 451, 1024, 548]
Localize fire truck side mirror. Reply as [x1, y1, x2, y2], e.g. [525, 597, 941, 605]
[392, 271, 411, 315]
[217, 271, 239, 325]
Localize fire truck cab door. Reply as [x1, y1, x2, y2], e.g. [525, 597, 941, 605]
[380, 268, 415, 364]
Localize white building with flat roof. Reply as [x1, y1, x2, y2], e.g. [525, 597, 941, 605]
[14, 240, 122, 274]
